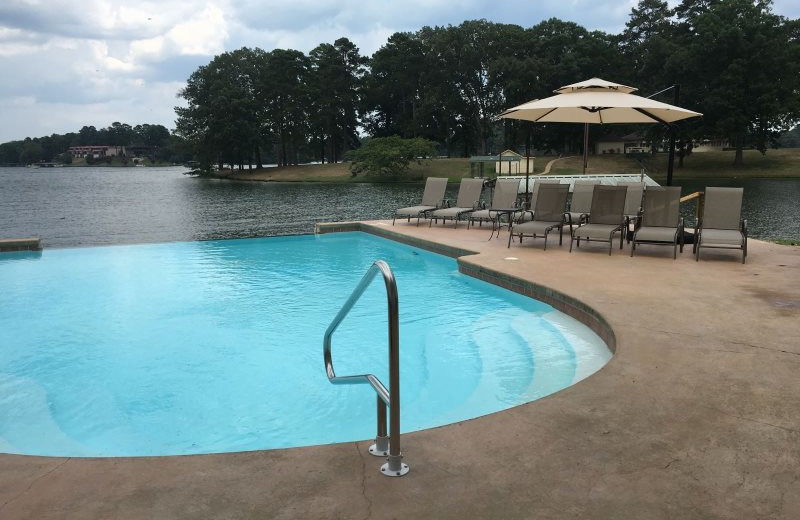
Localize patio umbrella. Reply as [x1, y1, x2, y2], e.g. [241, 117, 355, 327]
[497, 78, 702, 186]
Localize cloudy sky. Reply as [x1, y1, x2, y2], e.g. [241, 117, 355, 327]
[1, 0, 798, 143]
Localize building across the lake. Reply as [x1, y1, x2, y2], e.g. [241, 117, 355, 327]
[595, 133, 651, 155]
[68, 145, 125, 158]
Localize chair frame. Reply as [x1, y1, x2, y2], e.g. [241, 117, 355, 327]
[569, 185, 627, 256]
[694, 219, 748, 263]
[693, 187, 748, 264]
[507, 184, 570, 250]
[630, 186, 684, 259]
[392, 177, 447, 226]
[429, 178, 484, 228]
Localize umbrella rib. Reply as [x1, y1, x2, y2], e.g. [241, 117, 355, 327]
[632, 107, 671, 126]
[531, 107, 558, 122]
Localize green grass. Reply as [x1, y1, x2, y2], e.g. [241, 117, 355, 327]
[642, 148, 800, 181]
[771, 238, 800, 246]
[548, 154, 643, 175]
[220, 148, 800, 183]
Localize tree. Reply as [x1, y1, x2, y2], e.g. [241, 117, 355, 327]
[78, 125, 98, 145]
[309, 38, 366, 163]
[176, 48, 261, 171]
[361, 32, 426, 139]
[674, 0, 800, 165]
[255, 49, 311, 166]
[345, 136, 437, 178]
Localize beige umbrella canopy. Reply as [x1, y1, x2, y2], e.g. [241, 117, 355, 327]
[497, 78, 702, 181]
[497, 78, 703, 185]
[498, 78, 702, 125]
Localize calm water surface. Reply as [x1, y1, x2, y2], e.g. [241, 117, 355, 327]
[0, 166, 798, 247]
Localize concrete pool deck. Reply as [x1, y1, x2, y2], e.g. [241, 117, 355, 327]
[1, 221, 798, 519]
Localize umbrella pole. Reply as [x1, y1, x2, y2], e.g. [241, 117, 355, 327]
[582, 123, 589, 174]
[666, 85, 680, 186]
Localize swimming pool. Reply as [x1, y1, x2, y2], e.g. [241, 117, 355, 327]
[0, 232, 611, 457]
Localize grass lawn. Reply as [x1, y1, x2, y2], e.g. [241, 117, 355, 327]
[223, 156, 554, 183]
[643, 148, 800, 181]
[219, 148, 800, 183]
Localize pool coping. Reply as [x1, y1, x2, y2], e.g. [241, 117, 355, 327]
[1, 221, 798, 519]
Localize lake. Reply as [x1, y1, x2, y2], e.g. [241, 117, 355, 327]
[0, 166, 798, 248]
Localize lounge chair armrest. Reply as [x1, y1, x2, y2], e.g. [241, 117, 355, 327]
[741, 219, 748, 236]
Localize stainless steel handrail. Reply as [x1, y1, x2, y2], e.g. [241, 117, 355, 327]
[323, 260, 409, 477]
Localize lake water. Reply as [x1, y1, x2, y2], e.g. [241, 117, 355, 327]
[0, 166, 798, 247]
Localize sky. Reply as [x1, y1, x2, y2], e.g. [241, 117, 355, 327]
[1, 0, 798, 143]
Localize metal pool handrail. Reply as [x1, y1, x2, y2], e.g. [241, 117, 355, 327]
[323, 260, 409, 477]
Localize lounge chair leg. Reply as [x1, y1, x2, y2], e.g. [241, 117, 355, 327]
[696, 244, 700, 261]
[631, 240, 635, 257]
[507, 230, 513, 248]
[569, 235, 574, 253]
[673, 241, 677, 259]
[544, 233, 548, 251]
[393, 215, 396, 225]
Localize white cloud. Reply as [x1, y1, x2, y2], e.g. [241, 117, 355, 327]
[164, 5, 228, 55]
[0, 0, 797, 142]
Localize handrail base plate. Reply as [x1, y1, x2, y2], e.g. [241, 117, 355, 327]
[381, 462, 410, 477]
[369, 436, 390, 457]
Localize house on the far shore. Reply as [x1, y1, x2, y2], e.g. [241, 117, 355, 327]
[68, 145, 126, 159]
[595, 133, 651, 155]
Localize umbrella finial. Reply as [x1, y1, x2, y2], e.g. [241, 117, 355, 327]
[555, 78, 637, 94]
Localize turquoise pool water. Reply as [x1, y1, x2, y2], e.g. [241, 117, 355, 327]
[0, 232, 611, 457]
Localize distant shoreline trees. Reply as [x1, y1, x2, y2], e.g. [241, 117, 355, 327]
[0, 122, 190, 166]
[3, 1, 798, 170]
[174, 0, 800, 171]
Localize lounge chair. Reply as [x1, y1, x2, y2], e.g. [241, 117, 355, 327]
[468, 179, 521, 229]
[617, 181, 645, 240]
[566, 180, 596, 230]
[517, 180, 562, 222]
[630, 186, 683, 259]
[694, 187, 747, 263]
[569, 185, 628, 255]
[508, 183, 569, 250]
[430, 178, 484, 228]
[393, 177, 448, 226]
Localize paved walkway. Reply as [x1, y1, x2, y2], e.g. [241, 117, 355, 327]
[1, 222, 798, 519]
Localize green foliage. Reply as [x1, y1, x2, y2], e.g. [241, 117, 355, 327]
[308, 38, 366, 163]
[0, 122, 182, 165]
[5, 4, 800, 171]
[345, 136, 437, 178]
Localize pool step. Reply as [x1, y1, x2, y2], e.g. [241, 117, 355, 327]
[0, 237, 42, 252]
